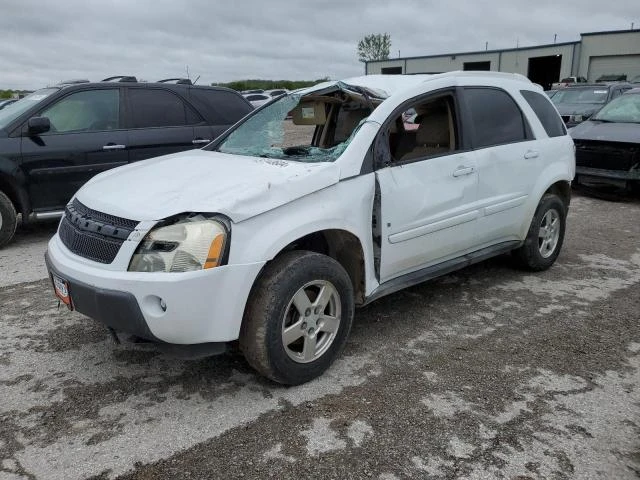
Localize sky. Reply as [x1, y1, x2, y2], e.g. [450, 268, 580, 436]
[0, 0, 638, 90]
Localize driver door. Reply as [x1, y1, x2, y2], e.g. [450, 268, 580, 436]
[21, 88, 128, 211]
[375, 90, 480, 282]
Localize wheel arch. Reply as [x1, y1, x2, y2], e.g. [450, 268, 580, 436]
[0, 172, 27, 217]
[544, 180, 571, 209]
[273, 229, 367, 305]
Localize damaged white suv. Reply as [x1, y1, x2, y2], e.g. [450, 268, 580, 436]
[46, 72, 574, 384]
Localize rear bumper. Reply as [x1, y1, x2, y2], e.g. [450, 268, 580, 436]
[45, 235, 265, 344]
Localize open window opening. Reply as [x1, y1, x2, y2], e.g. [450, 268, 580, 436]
[386, 95, 459, 163]
[215, 85, 384, 163]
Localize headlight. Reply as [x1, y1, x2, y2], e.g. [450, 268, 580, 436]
[128, 215, 228, 273]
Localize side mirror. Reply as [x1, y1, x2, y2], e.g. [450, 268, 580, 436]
[27, 117, 51, 135]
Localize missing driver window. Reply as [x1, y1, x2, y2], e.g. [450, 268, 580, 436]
[388, 96, 458, 162]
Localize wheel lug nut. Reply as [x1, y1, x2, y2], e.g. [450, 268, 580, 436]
[305, 308, 311, 317]
[314, 306, 321, 314]
[308, 328, 314, 335]
[301, 322, 307, 330]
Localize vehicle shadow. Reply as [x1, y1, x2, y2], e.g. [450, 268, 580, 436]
[573, 183, 640, 204]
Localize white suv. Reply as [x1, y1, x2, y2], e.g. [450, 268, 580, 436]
[46, 72, 575, 384]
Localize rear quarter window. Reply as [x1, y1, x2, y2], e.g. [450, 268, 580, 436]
[189, 89, 252, 125]
[520, 90, 566, 137]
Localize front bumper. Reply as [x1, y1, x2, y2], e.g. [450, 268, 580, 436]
[576, 166, 640, 186]
[46, 235, 265, 344]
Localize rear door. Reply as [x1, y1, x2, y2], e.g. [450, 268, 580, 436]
[461, 87, 539, 246]
[188, 88, 253, 143]
[21, 88, 127, 211]
[125, 87, 203, 162]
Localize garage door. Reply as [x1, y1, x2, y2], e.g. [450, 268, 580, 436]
[588, 55, 640, 82]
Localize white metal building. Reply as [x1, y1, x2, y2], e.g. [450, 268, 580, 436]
[365, 29, 640, 89]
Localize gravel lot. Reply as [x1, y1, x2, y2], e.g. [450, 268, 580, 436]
[1, 191, 639, 480]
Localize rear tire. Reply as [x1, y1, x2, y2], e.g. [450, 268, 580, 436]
[240, 250, 354, 385]
[513, 193, 566, 271]
[0, 191, 17, 249]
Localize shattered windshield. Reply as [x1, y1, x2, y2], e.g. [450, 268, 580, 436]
[592, 94, 640, 123]
[214, 91, 373, 163]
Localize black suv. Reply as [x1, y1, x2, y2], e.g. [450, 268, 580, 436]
[0, 76, 252, 247]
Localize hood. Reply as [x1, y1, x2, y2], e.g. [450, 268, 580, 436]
[570, 120, 640, 143]
[76, 149, 341, 222]
[555, 103, 602, 117]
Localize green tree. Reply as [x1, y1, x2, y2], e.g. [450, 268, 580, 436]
[357, 33, 391, 62]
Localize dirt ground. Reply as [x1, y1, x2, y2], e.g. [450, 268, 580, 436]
[1, 191, 639, 480]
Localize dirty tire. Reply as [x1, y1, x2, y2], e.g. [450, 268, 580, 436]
[512, 193, 566, 271]
[240, 250, 355, 385]
[0, 190, 17, 249]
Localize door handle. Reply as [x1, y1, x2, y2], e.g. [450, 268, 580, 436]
[524, 150, 539, 159]
[102, 144, 126, 151]
[192, 139, 211, 145]
[452, 166, 475, 177]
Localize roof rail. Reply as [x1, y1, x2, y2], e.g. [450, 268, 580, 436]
[157, 78, 193, 85]
[58, 79, 90, 85]
[101, 76, 138, 83]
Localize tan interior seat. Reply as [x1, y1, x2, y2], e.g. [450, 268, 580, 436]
[401, 109, 450, 161]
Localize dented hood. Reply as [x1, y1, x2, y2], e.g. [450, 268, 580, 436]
[75, 149, 341, 222]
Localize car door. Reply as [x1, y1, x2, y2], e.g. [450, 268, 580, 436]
[375, 90, 480, 283]
[460, 87, 540, 247]
[125, 87, 203, 162]
[20, 88, 127, 211]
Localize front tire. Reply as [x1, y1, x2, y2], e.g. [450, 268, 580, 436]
[513, 193, 566, 271]
[0, 191, 18, 249]
[240, 250, 355, 385]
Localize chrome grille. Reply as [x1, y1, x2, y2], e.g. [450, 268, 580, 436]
[58, 200, 138, 264]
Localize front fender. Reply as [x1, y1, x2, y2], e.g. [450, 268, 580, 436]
[229, 174, 379, 295]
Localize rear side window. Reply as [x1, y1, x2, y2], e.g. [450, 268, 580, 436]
[464, 88, 528, 148]
[520, 90, 566, 137]
[128, 89, 202, 128]
[189, 89, 252, 125]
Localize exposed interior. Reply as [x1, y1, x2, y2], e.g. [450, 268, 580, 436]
[216, 86, 382, 163]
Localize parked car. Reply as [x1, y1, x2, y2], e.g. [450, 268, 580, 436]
[0, 76, 252, 247]
[0, 99, 17, 110]
[570, 88, 640, 190]
[551, 76, 587, 88]
[551, 83, 633, 127]
[243, 93, 272, 108]
[266, 89, 289, 97]
[45, 72, 574, 384]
